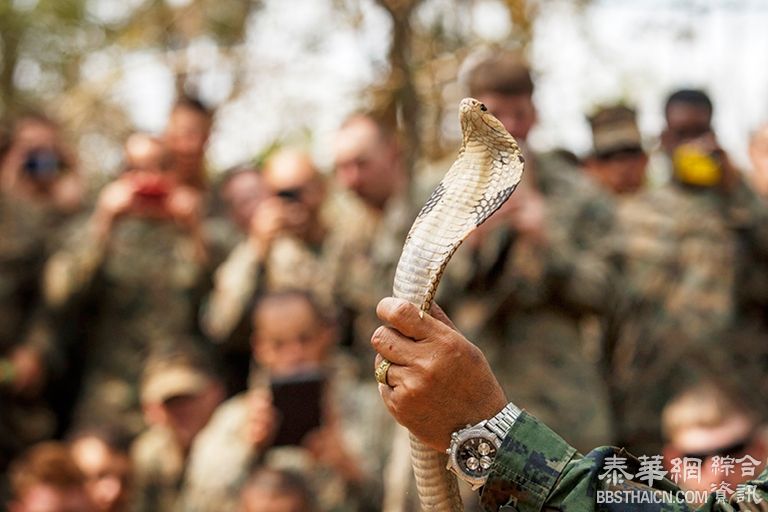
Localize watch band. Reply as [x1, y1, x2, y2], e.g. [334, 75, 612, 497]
[485, 402, 522, 440]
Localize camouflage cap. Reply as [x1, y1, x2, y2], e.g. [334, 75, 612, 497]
[140, 351, 215, 404]
[588, 105, 643, 157]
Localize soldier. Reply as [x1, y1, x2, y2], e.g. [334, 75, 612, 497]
[583, 105, 648, 195]
[0, 111, 84, 491]
[69, 426, 134, 512]
[131, 350, 225, 512]
[202, 149, 355, 352]
[607, 89, 768, 456]
[661, 381, 768, 500]
[44, 133, 212, 434]
[7, 442, 96, 512]
[238, 467, 317, 512]
[331, 113, 417, 359]
[164, 96, 213, 191]
[181, 290, 381, 512]
[439, 50, 616, 452]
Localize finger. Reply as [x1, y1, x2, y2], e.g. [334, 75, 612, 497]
[371, 326, 422, 366]
[373, 353, 403, 388]
[428, 302, 457, 331]
[378, 382, 397, 415]
[376, 297, 448, 341]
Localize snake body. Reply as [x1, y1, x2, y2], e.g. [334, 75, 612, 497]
[392, 98, 524, 511]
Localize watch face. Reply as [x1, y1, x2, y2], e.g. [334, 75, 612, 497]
[457, 436, 498, 479]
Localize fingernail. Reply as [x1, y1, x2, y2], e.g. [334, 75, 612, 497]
[371, 326, 384, 345]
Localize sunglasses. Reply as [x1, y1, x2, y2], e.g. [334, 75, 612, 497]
[275, 187, 305, 202]
[683, 436, 753, 461]
[596, 147, 645, 161]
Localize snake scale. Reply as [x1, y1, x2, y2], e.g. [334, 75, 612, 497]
[391, 97, 525, 511]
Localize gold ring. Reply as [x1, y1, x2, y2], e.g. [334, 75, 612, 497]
[375, 358, 392, 386]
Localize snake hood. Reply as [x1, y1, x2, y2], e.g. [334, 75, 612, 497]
[394, 97, 525, 315]
[458, 98, 517, 149]
[390, 98, 525, 511]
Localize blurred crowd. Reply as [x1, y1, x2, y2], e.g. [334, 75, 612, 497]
[2, 49, 768, 512]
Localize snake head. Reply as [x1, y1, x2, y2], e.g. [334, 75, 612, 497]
[459, 97, 509, 140]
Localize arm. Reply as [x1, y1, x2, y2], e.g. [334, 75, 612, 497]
[371, 298, 768, 512]
[200, 198, 285, 343]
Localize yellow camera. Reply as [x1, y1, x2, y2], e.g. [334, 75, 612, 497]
[672, 146, 722, 187]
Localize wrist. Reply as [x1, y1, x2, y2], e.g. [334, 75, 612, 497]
[446, 401, 522, 490]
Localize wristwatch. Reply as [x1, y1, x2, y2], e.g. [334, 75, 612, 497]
[446, 402, 522, 490]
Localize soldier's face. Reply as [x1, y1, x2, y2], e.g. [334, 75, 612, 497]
[584, 149, 647, 195]
[252, 297, 332, 377]
[239, 488, 307, 512]
[164, 107, 210, 181]
[334, 118, 399, 210]
[70, 437, 132, 512]
[663, 415, 765, 494]
[9, 484, 95, 512]
[662, 103, 712, 156]
[221, 171, 266, 232]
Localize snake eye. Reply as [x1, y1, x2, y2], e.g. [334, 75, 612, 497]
[480, 104, 487, 112]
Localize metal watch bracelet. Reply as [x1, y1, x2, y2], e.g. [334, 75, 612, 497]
[486, 402, 522, 440]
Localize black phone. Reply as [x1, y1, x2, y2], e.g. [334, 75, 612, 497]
[270, 370, 326, 446]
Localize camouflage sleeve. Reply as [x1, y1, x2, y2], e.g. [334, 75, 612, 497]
[481, 412, 768, 512]
[727, 179, 768, 256]
[43, 217, 108, 310]
[200, 241, 263, 344]
[544, 191, 617, 315]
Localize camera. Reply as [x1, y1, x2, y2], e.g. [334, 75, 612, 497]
[131, 174, 171, 201]
[22, 149, 63, 180]
[672, 146, 722, 187]
[275, 188, 302, 202]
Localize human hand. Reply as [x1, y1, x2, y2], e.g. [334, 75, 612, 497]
[166, 185, 203, 231]
[246, 389, 279, 451]
[248, 197, 287, 256]
[8, 346, 45, 397]
[91, 178, 137, 240]
[371, 298, 507, 451]
[303, 420, 363, 484]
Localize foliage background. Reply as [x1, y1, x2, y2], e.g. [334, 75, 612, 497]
[2, 0, 768, 176]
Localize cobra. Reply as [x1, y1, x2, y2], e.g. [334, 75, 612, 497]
[391, 97, 524, 511]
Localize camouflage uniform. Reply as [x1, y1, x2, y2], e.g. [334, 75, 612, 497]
[608, 179, 768, 456]
[480, 411, 768, 512]
[201, 199, 359, 348]
[131, 425, 186, 512]
[178, 357, 385, 512]
[331, 190, 417, 359]
[44, 216, 211, 434]
[440, 151, 616, 453]
[0, 192, 62, 476]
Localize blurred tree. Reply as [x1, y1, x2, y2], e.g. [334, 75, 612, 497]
[0, 0, 260, 175]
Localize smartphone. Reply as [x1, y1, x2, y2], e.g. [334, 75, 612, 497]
[269, 370, 326, 446]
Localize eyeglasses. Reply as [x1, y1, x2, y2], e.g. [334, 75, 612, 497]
[596, 147, 645, 161]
